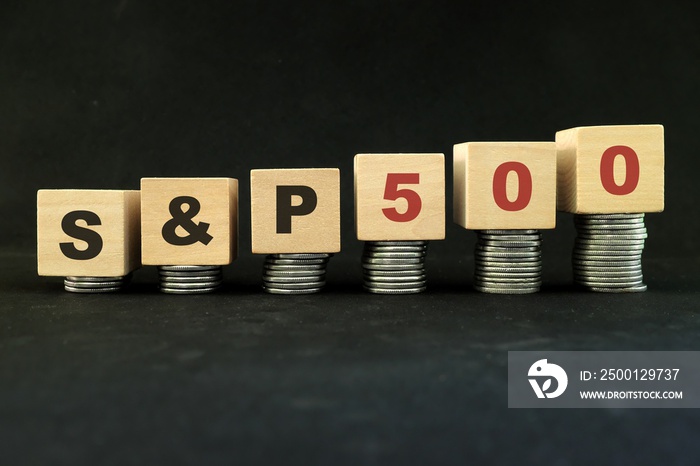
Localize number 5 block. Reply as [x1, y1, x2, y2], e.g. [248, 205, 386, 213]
[453, 142, 557, 229]
[556, 124, 664, 213]
[354, 153, 445, 240]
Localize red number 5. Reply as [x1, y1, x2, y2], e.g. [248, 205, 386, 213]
[382, 173, 422, 222]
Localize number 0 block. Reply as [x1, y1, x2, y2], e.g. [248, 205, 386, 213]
[37, 190, 141, 277]
[354, 153, 445, 241]
[250, 168, 340, 254]
[141, 178, 239, 265]
[556, 124, 664, 213]
[453, 142, 557, 230]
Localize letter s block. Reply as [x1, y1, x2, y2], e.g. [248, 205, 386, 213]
[37, 190, 141, 276]
[354, 154, 445, 241]
[141, 178, 239, 265]
[556, 124, 664, 213]
[453, 142, 557, 230]
[250, 168, 340, 253]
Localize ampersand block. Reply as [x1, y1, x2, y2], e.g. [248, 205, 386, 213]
[37, 190, 141, 276]
[556, 124, 664, 213]
[354, 153, 445, 240]
[140, 178, 239, 265]
[250, 168, 340, 253]
[453, 142, 557, 229]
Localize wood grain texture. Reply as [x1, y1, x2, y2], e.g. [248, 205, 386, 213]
[556, 124, 664, 213]
[250, 168, 340, 254]
[37, 189, 141, 277]
[453, 142, 557, 230]
[140, 178, 238, 265]
[354, 153, 445, 241]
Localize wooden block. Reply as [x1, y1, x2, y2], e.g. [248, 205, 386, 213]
[453, 142, 557, 230]
[250, 168, 340, 254]
[37, 189, 141, 277]
[354, 153, 445, 241]
[141, 178, 238, 265]
[556, 124, 664, 213]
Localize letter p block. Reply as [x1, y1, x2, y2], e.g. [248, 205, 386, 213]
[250, 169, 340, 253]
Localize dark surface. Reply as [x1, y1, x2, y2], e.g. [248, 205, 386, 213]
[1, 1, 700, 464]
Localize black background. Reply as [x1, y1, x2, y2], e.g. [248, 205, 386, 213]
[1, 1, 699, 464]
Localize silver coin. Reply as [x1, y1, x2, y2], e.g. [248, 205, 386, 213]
[473, 284, 539, 294]
[263, 275, 326, 284]
[573, 263, 642, 271]
[573, 249, 643, 257]
[574, 259, 642, 266]
[364, 274, 427, 283]
[475, 279, 543, 287]
[273, 253, 331, 259]
[363, 286, 427, 294]
[263, 286, 323, 294]
[363, 257, 423, 265]
[160, 286, 220, 294]
[479, 233, 541, 240]
[575, 224, 647, 232]
[362, 263, 425, 271]
[482, 229, 539, 234]
[265, 258, 329, 266]
[475, 276, 542, 285]
[364, 244, 427, 251]
[263, 280, 326, 289]
[365, 280, 427, 289]
[575, 242, 646, 250]
[576, 238, 647, 245]
[585, 284, 647, 293]
[475, 252, 541, 260]
[366, 240, 427, 246]
[159, 270, 222, 278]
[263, 263, 327, 271]
[265, 269, 326, 277]
[476, 258, 542, 267]
[159, 265, 221, 271]
[64, 285, 123, 293]
[365, 251, 427, 259]
[363, 269, 426, 277]
[576, 233, 647, 244]
[478, 268, 543, 276]
[64, 279, 124, 288]
[476, 271, 541, 279]
[575, 276, 644, 286]
[160, 274, 222, 283]
[160, 280, 223, 289]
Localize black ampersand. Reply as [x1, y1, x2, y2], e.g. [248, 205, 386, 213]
[162, 196, 213, 246]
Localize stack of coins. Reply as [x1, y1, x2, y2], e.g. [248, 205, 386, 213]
[573, 213, 647, 292]
[362, 241, 428, 294]
[64, 274, 132, 293]
[262, 253, 332, 294]
[158, 265, 223, 294]
[473, 230, 542, 294]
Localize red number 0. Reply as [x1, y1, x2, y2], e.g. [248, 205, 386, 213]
[600, 145, 640, 195]
[382, 173, 422, 222]
[492, 162, 532, 211]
